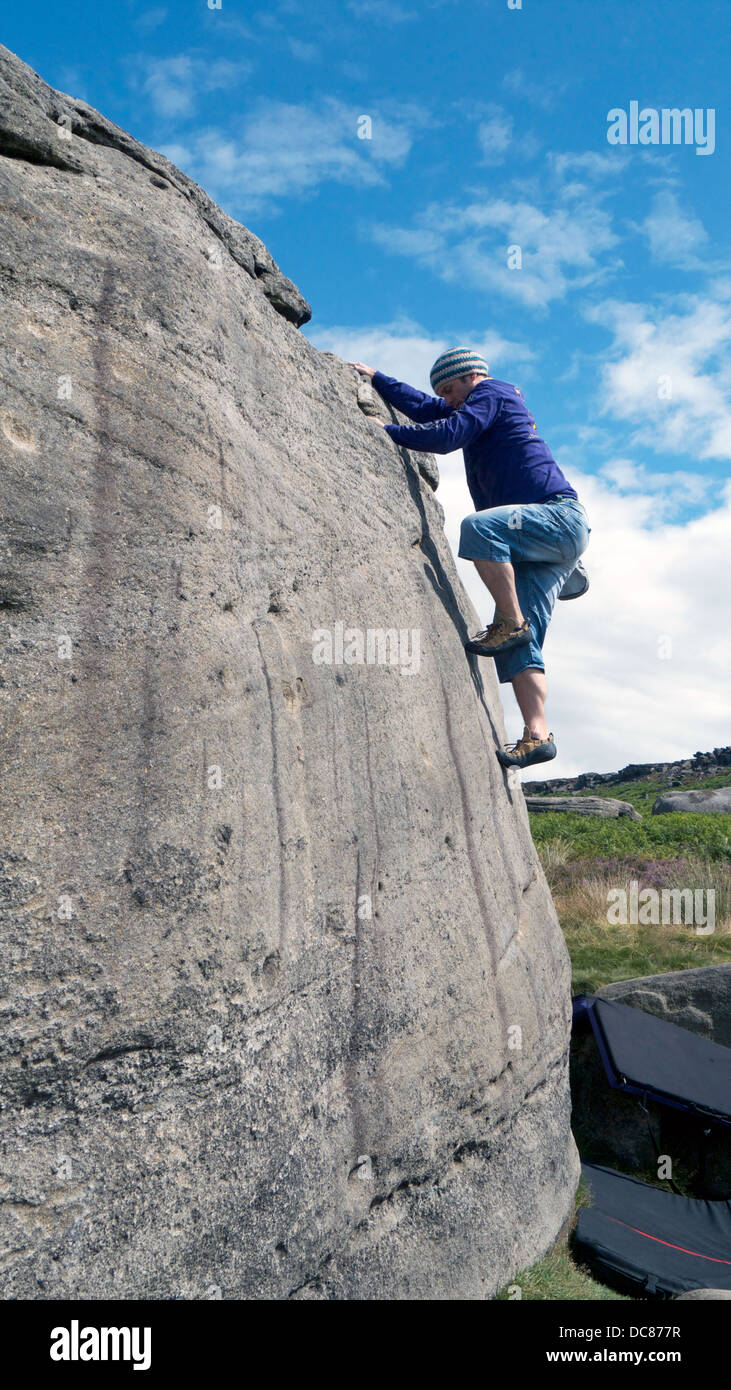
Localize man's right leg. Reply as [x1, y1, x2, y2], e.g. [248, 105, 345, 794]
[512, 667, 548, 742]
[491, 558, 574, 764]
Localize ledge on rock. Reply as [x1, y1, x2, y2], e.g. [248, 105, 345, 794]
[0, 43, 311, 326]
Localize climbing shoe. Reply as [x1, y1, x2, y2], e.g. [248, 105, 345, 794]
[496, 726, 557, 769]
[465, 616, 532, 657]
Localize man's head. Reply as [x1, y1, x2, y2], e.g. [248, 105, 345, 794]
[430, 347, 490, 407]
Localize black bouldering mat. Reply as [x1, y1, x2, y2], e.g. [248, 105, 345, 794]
[576, 1161, 731, 1297]
[572, 994, 731, 1127]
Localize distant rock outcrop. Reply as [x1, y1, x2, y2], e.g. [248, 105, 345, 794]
[524, 795, 641, 820]
[524, 747, 731, 797]
[0, 47, 579, 1299]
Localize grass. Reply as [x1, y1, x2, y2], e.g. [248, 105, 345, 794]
[495, 1177, 629, 1301]
[529, 810, 730, 862]
[537, 847, 731, 992]
[563, 919, 730, 996]
[507, 764, 731, 1298]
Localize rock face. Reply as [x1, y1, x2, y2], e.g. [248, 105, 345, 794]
[675, 1288, 731, 1300]
[599, 966, 731, 1047]
[652, 787, 731, 815]
[0, 46, 579, 1299]
[524, 795, 641, 820]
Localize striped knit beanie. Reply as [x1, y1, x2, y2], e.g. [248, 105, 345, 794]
[430, 347, 490, 391]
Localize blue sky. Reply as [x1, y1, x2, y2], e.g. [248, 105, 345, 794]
[6, 0, 730, 772]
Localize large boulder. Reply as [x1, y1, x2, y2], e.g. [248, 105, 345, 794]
[675, 1288, 731, 1300]
[599, 965, 731, 1045]
[652, 787, 731, 814]
[0, 46, 579, 1299]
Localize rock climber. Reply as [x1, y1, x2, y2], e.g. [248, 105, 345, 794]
[349, 348, 591, 771]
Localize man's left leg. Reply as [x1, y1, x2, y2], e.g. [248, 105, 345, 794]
[459, 506, 564, 658]
[464, 555, 533, 656]
[472, 558, 524, 627]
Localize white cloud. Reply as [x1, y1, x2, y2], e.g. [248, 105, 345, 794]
[587, 295, 731, 460]
[635, 189, 709, 268]
[476, 110, 513, 165]
[597, 458, 714, 514]
[501, 67, 571, 111]
[160, 98, 427, 211]
[139, 54, 252, 119]
[345, 0, 417, 19]
[302, 318, 535, 386]
[135, 6, 168, 31]
[368, 195, 620, 308]
[549, 151, 627, 183]
[287, 37, 319, 61]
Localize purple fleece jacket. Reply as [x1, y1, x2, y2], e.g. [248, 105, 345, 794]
[372, 371, 578, 510]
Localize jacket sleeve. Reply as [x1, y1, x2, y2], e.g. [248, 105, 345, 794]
[383, 391, 498, 454]
[371, 371, 453, 422]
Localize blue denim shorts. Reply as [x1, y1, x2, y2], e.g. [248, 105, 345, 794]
[458, 497, 591, 683]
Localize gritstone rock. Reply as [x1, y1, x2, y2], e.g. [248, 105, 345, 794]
[652, 787, 731, 814]
[524, 795, 641, 820]
[0, 44, 579, 1300]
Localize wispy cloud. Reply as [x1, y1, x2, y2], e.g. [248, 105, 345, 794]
[135, 6, 168, 31]
[548, 150, 629, 191]
[587, 295, 731, 460]
[634, 189, 709, 269]
[345, 0, 418, 21]
[597, 457, 714, 513]
[501, 66, 572, 111]
[367, 195, 620, 309]
[287, 37, 319, 61]
[476, 109, 514, 165]
[160, 98, 430, 211]
[136, 53, 252, 119]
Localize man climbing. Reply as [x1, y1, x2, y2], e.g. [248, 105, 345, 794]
[349, 348, 591, 770]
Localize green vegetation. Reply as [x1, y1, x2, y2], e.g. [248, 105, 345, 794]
[535, 844, 731, 991]
[553, 765, 731, 805]
[529, 809, 730, 862]
[508, 763, 730, 1299]
[495, 1177, 629, 1301]
[563, 918, 730, 996]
